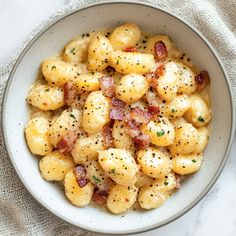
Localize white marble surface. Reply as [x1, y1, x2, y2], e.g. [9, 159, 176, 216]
[0, 1, 236, 235]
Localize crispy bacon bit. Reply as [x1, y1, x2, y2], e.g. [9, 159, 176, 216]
[175, 174, 181, 189]
[123, 47, 137, 52]
[100, 76, 115, 97]
[74, 165, 88, 188]
[63, 82, 78, 105]
[195, 71, 210, 91]
[147, 105, 160, 116]
[92, 189, 108, 205]
[154, 64, 165, 77]
[125, 120, 141, 138]
[154, 41, 168, 61]
[134, 134, 150, 150]
[144, 72, 157, 88]
[57, 131, 77, 153]
[110, 98, 126, 120]
[102, 123, 114, 148]
[146, 91, 159, 106]
[130, 107, 152, 125]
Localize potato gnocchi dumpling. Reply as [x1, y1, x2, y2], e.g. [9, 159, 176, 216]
[142, 117, 175, 146]
[87, 34, 113, 71]
[25, 23, 211, 214]
[82, 91, 110, 134]
[49, 108, 82, 147]
[168, 123, 199, 156]
[71, 131, 105, 164]
[177, 63, 197, 94]
[137, 147, 172, 178]
[110, 51, 155, 74]
[107, 184, 138, 214]
[63, 34, 94, 63]
[163, 94, 190, 119]
[138, 172, 177, 209]
[98, 148, 138, 186]
[112, 120, 134, 152]
[156, 61, 180, 102]
[171, 153, 203, 175]
[64, 169, 94, 207]
[42, 58, 78, 86]
[27, 85, 64, 111]
[184, 94, 212, 127]
[109, 23, 141, 51]
[39, 151, 75, 181]
[115, 73, 149, 104]
[73, 72, 103, 93]
[25, 117, 52, 156]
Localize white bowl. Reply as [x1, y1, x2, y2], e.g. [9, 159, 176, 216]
[2, 1, 235, 235]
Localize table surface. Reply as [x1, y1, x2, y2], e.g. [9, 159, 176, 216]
[1, 1, 236, 235]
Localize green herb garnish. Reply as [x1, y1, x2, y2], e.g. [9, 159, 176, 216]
[192, 159, 197, 163]
[156, 130, 165, 137]
[110, 168, 116, 174]
[51, 65, 56, 70]
[45, 88, 50, 92]
[164, 181, 169, 186]
[198, 116, 205, 122]
[92, 175, 101, 184]
[70, 47, 76, 55]
[171, 108, 176, 113]
[70, 113, 76, 119]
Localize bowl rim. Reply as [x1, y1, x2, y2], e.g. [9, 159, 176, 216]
[1, 0, 235, 235]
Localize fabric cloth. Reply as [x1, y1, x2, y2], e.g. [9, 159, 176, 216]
[0, 0, 235, 235]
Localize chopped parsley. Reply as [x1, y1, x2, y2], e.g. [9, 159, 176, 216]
[110, 168, 116, 174]
[92, 175, 101, 184]
[51, 65, 56, 70]
[70, 47, 76, 55]
[70, 113, 76, 119]
[45, 88, 50, 92]
[156, 130, 165, 137]
[198, 116, 205, 122]
[116, 60, 119, 65]
[164, 181, 169, 186]
[192, 159, 197, 163]
[171, 108, 176, 113]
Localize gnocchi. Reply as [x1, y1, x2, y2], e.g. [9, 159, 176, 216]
[25, 23, 211, 214]
[39, 151, 75, 181]
[25, 117, 52, 155]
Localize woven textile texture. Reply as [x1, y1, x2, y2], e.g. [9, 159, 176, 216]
[0, 0, 235, 235]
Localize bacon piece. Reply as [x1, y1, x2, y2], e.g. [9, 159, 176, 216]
[130, 107, 152, 125]
[92, 189, 108, 205]
[124, 112, 141, 138]
[154, 41, 168, 61]
[134, 134, 150, 150]
[110, 98, 126, 120]
[123, 47, 137, 52]
[154, 64, 165, 77]
[146, 91, 159, 106]
[63, 82, 78, 105]
[147, 105, 160, 116]
[195, 71, 210, 91]
[100, 76, 115, 98]
[144, 72, 157, 88]
[102, 123, 114, 148]
[57, 131, 77, 153]
[74, 165, 88, 188]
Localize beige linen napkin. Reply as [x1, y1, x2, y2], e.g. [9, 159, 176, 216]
[0, 0, 235, 235]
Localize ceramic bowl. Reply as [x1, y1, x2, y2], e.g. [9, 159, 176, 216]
[2, 1, 235, 235]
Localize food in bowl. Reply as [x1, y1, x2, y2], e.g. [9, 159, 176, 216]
[24, 23, 211, 214]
